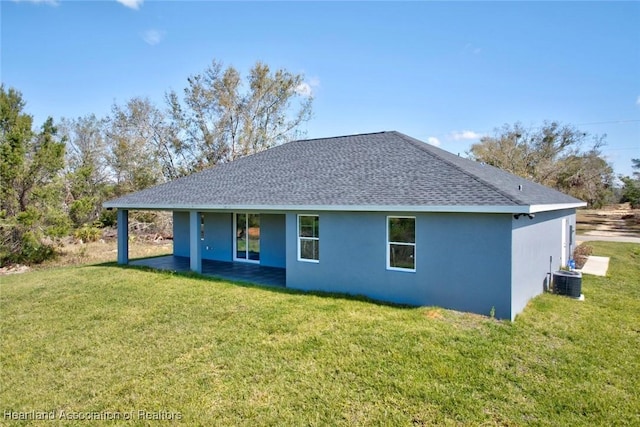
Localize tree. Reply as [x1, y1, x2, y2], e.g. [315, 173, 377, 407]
[0, 85, 33, 217]
[105, 97, 179, 195]
[620, 159, 640, 208]
[59, 114, 110, 227]
[0, 85, 69, 265]
[167, 60, 312, 172]
[470, 121, 614, 207]
[555, 151, 614, 208]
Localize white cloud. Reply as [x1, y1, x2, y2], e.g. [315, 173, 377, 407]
[451, 130, 484, 141]
[295, 82, 313, 97]
[142, 29, 164, 46]
[426, 136, 441, 147]
[295, 77, 320, 97]
[12, 0, 59, 5]
[116, 0, 143, 10]
[463, 43, 482, 55]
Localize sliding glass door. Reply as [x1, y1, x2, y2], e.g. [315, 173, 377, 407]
[235, 213, 260, 262]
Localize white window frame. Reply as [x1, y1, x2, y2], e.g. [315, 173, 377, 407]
[386, 216, 416, 272]
[297, 214, 319, 263]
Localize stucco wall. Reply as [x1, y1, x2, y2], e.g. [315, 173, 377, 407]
[173, 211, 190, 257]
[285, 211, 513, 319]
[172, 208, 575, 320]
[511, 208, 576, 319]
[173, 211, 285, 265]
[260, 214, 286, 268]
[202, 213, 233, 261]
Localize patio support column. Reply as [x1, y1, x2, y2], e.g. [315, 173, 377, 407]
[189, 210, 202, 273]
[117, 209, 129, 265]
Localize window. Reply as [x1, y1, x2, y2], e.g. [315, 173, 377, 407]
[235, 213, 260, 262]
[200, 214, 205, 241]
[298, 215, 319, 262]
[387, 216, 415, 271]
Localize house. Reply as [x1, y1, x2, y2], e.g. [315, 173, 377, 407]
[104, 131, 586, 320]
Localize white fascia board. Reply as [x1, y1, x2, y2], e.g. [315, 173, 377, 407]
[528, 202, 587, 213]
[103, 202, 533, 214]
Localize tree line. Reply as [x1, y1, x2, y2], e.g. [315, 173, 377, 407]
[1, 60, 313, 265]
[620, 159, 640, 208]
[468, 121, 620, 208]
[1, 58, 633, 266]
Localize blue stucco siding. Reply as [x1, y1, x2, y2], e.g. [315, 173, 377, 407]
[202, 213, 233, 261]
[422, 213, 512, 318]
[260, 214, 286, 268]
[173, 211, 190, 257]
[511, 208, 576, 318]
[171, 208, 574, 320]
[286, 211, 513, 319]
[173, 211, 284, 265]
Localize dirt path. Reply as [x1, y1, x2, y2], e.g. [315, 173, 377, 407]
[577, 204, 640, 239]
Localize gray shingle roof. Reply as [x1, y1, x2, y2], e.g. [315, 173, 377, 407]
[104, 131, 585, 213]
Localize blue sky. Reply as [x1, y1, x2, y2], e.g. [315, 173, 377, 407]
[2, 0, 639, 177]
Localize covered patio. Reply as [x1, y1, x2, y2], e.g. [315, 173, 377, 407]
[129, 255, 286, 287]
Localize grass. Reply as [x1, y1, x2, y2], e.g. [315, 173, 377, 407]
[1, 242, 639, 426]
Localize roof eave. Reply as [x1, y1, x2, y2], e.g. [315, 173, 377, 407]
[528, 202, 587, 213]
[103, 202, 543, 214]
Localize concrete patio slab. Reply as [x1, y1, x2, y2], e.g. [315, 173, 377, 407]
[578, 256, 610, 277]
[129, 256, 286, 287]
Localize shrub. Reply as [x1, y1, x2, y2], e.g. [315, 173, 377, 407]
[20, 232, 56, 264]
[0, 215, 58, 266]
[573, 243, 593, 269]
[69, 197, 97, 228]
[99, 209, 117, 227]
[74, 224, 102, 243]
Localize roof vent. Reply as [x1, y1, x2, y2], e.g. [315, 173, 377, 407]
[518, 185, 523, 191]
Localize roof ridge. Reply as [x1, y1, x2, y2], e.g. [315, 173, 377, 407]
[291, 130, 389, 143]
[390, 131, 527, 206]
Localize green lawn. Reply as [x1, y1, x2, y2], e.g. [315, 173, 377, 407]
[1, 242, 639, 426]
